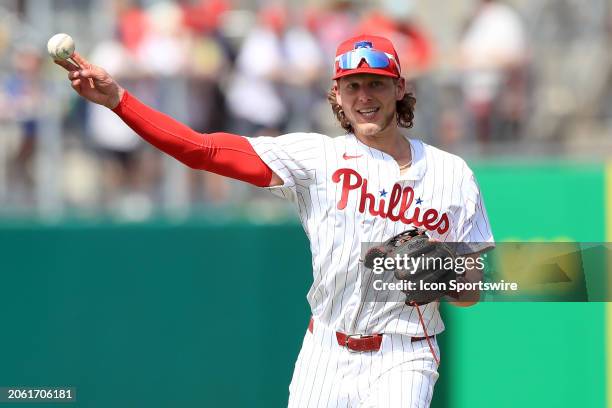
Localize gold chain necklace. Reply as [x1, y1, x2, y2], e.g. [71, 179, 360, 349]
[398, 159, 413, 170]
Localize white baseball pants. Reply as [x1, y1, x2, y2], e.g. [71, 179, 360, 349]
[287, 319, 440, 408]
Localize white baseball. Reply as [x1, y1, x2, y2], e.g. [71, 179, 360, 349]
[47, 33, 75, 60]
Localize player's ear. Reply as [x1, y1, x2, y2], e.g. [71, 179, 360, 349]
[395, 77, 406, 101]
[334, 80, 342, 106]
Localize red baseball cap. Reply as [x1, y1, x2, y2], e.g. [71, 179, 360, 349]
[333, 34, 401, 80]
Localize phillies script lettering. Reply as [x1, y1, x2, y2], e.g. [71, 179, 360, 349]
[332, 168, 450, 234]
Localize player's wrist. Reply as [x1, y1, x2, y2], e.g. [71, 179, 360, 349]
[107, 86, 125, 110]
[446, 273, 480, 305]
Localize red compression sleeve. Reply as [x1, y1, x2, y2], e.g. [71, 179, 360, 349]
[111, 91, 273, 187]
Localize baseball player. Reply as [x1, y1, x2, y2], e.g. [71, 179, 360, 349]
[55, 34, 494, 407]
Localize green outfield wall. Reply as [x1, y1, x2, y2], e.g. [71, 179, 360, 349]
[444, 161, 606, 408]
[0, 161, 607, 408]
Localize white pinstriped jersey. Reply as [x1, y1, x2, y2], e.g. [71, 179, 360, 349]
[248, 133, 494, 336]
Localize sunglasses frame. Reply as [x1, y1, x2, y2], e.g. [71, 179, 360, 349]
[335, 48, 397, 70]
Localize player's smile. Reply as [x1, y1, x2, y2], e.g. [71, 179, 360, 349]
[356, 106, 380, 120]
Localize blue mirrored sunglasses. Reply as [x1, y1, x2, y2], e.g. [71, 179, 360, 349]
[335, 48, 396, 70]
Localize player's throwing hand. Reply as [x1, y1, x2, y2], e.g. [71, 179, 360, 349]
[54, 52, 123, 109]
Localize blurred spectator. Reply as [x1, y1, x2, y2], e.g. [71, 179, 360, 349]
[137, 1, 190, 77]
[180, 0, 235, 204]
[86, 39, 150, 213]
[82, 0, 193, 215]
[282, 10, 326, 132]
[180, 0, 232, 134]
[0, 45, 43, 203]
[458, 0, 529, 145]
[115, 0, 149, 57]
[226, 5, 287, 136]
[313, 0, 358, 62]
[180, 0, 230, 35]
[357, 0, 434, 79]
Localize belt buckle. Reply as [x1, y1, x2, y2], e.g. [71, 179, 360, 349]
[344, 333, 374, 353]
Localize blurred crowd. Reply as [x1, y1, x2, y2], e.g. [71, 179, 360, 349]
[1, 0, 607, 220]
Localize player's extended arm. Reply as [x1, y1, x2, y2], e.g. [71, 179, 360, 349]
[54, 52, 283, 187]
[112, 90, 277, 186]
